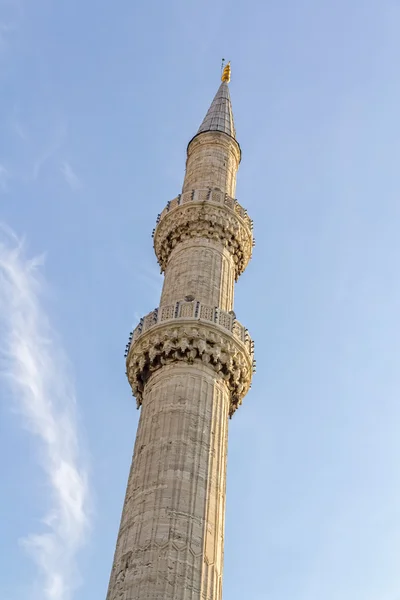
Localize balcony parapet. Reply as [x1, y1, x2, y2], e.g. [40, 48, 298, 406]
[153, 188, 254, 279]
[125, 298, 255, 417]
[156, 188, 253, 230]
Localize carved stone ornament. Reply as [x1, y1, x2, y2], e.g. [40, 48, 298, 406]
[153, 189, 253, 279]
[108, 551, 132, 600]
[126, 320, 253, 417]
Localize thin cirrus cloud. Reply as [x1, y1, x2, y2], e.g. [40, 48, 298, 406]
[60, 160, 82, 191]
[32, 129, 66, 181]
[0, 0, 23, 53]
[0, 224, 90, 600]
[0, 164, 10, 191]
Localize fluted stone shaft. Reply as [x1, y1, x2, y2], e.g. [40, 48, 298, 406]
[183, 132, 241, 197]
[106, 76, 253, 600]
[106, 364, 229, 600]
[161, 131, 240, 311]
[160, 240, 236, 311]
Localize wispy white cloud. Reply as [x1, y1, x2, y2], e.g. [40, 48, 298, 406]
[0, 21, 15, 44]
[60, 161, 82, 191]
[0, 164, 10, 191]
[0, 224, 90, 600]
[0, 0, 23, 52]
[33, 145, 59, 180]
[32, 123, 67, 181]
[11, 116, 28, 141]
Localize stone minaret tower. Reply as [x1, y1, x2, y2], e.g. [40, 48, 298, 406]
[107, 64, 255, 600]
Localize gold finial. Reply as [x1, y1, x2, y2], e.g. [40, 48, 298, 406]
[221, 61, 231, 83]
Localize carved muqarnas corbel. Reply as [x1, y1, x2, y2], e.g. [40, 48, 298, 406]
[153, 203, 253, 280]
[126, 322, 253, 417]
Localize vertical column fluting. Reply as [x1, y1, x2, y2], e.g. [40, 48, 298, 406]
[106, 364, 230, 600]
[160, 130, 240, 310]
[160, 240, 235, 311]
[182, 132, 240, 198]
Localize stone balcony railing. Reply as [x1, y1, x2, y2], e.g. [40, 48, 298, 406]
[154, 188, 253, 233]
[152, 188, 255, 277]
[126, 299, 254, 359]
[125, 298, 256, 416]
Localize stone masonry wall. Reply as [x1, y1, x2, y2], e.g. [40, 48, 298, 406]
[183, 132, 241, 197]
[160, 239, 235, 311]
[106, 363, 229, 600]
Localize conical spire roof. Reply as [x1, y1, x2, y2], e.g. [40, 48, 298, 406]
[197, 80, 236, 139]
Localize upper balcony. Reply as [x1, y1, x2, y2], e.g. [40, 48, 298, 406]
[152, 188, 254, 278]
[124, 298, 256, 416]
[154, 188, 253, 232]
[126, 298, 254, 360]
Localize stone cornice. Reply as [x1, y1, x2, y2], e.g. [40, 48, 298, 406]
[153, 189, 254, 280]
[125, 299, 255, 417]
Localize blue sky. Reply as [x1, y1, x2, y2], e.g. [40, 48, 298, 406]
[1, 0, 400, 599]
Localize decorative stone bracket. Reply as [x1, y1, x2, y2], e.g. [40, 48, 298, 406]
[126, 300, 255, 417]
[153, 189, 254, 279]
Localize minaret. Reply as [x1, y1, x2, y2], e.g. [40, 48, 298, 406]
[107, 64, 255, 600]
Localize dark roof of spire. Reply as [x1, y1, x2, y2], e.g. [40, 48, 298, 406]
[197, 81, 236, 139]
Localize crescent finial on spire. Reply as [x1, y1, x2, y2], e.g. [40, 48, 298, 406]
[221, 61, 231, 83]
